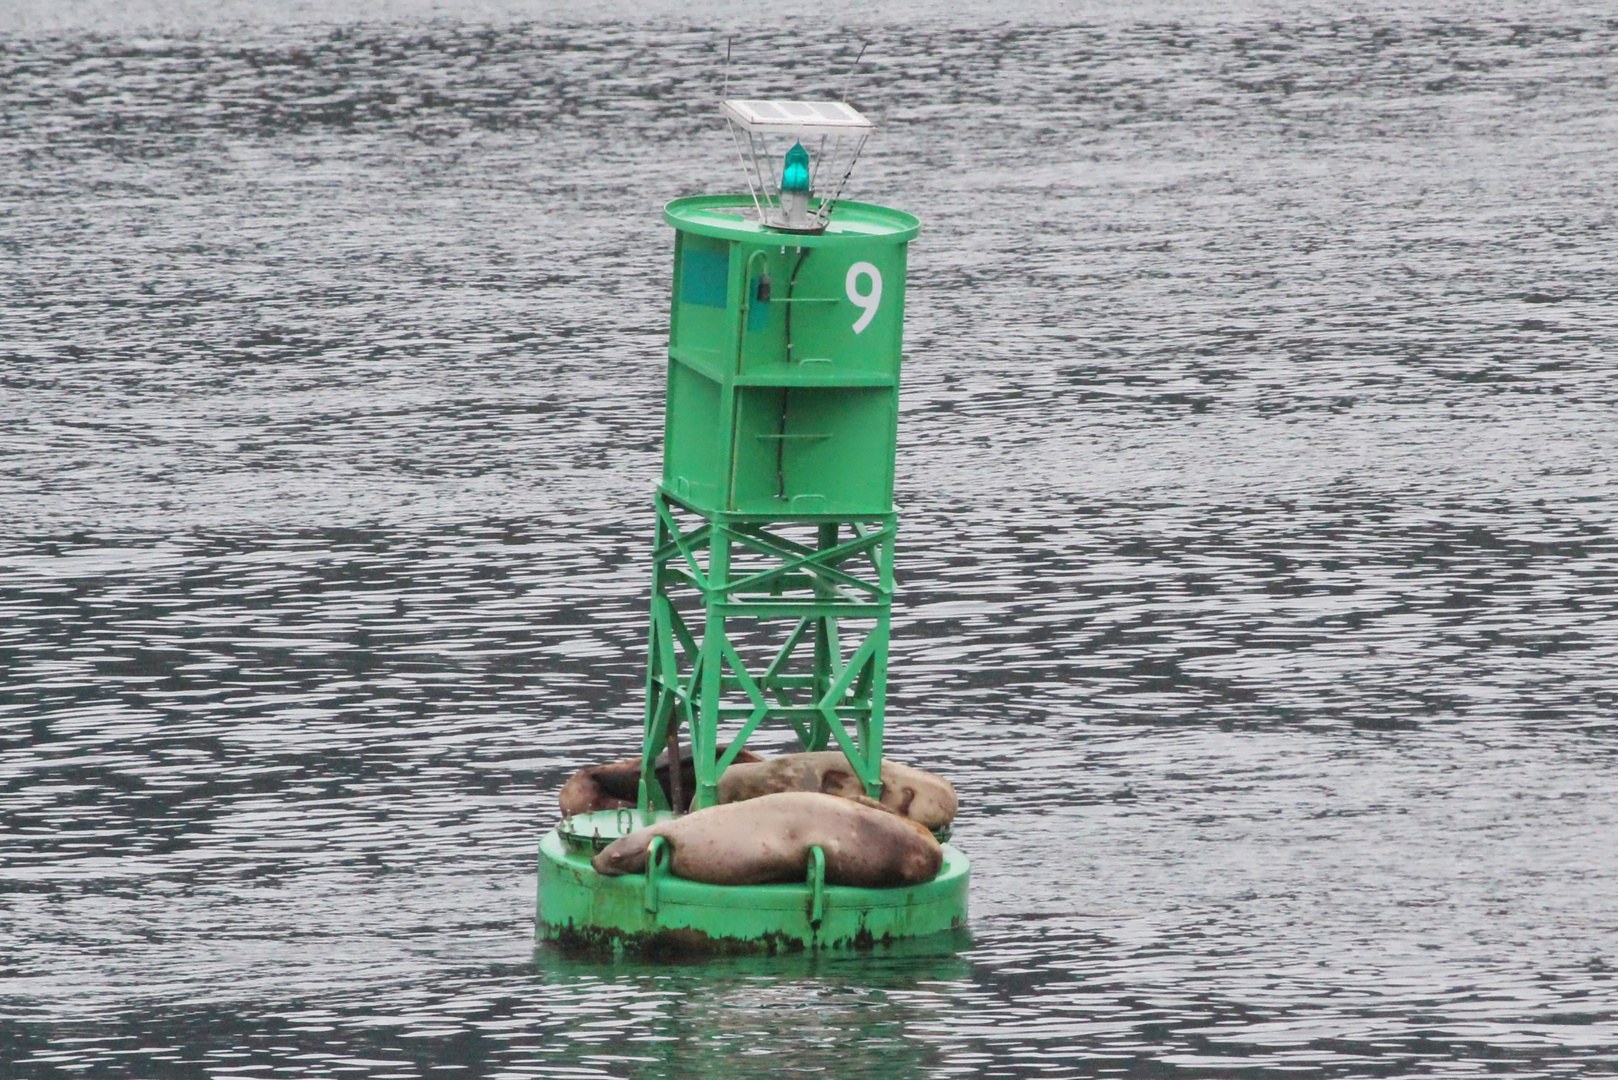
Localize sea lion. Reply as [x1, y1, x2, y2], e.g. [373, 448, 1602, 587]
[716, 751, 958, 831]
[558, 746, 764, 816]
[591, 791, 943, 888]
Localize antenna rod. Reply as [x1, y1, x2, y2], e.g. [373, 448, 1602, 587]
[722, 36, 733, 100]
[841, 41, 868, 102]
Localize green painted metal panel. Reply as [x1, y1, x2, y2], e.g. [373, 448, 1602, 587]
[670, 231, 732, 367]
[724, 386, 894, 515]
[680, 235, 730, 308]
[662, 362, 723, 509]
[659, 196, 916, 519]
[738, 243, 908, 382]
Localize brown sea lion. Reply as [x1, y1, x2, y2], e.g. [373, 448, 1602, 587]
[590, 791, 943, 887]
[716, 751, 958, 831]
[558, 746, 764, 816]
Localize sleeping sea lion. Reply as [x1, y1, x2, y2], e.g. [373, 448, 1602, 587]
[716, 751, 958, 831]
[558, 746, 764, 816]
[590, 790, 942, 888]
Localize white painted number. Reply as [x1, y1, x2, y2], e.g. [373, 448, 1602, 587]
[845, 262, 882, 334]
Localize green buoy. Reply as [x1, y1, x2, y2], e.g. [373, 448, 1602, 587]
[537, 97, 970, 954]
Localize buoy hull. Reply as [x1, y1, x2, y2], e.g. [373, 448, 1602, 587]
[535, 816, 970, 955]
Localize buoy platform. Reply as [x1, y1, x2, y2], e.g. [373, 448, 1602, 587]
[537, 811, 969, 954]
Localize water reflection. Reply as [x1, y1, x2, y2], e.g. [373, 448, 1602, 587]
[529, 950, 973, 1080]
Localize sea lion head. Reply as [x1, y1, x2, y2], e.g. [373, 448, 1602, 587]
[896, 839, 944, 884]
[591, 829, 655, 877]
[558, 763, 640, 817]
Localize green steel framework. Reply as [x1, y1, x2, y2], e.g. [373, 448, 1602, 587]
[636, 496, 896, 811]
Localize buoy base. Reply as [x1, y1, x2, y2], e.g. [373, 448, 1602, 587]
[535, 812, 970, 955]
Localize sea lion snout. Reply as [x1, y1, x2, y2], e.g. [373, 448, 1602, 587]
[559, 746, 765, 816]
[591, 831, 654, 876]
[902, 843, 943, 883]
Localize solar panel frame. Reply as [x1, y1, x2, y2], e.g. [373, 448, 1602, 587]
[721, 99, 874, 136]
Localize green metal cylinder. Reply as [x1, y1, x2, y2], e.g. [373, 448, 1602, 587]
[661, 196, 918, 518]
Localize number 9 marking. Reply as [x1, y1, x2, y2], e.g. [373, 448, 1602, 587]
[846, 262, 882, 334]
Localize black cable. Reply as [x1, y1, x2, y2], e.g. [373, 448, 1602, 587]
[777, 247, 811, 500]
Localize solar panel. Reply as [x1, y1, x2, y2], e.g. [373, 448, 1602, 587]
[721, 99, 873, 136]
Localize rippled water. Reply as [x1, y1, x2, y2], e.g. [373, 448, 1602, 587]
[4, 4, 1618, 1077]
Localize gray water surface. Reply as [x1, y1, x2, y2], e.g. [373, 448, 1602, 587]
[3, 6, 1618, 1078]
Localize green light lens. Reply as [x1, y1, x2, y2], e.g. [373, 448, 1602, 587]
[781, 142, 811, 193]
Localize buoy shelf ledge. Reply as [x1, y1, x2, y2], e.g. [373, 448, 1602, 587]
[538, 810, 970, 955]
